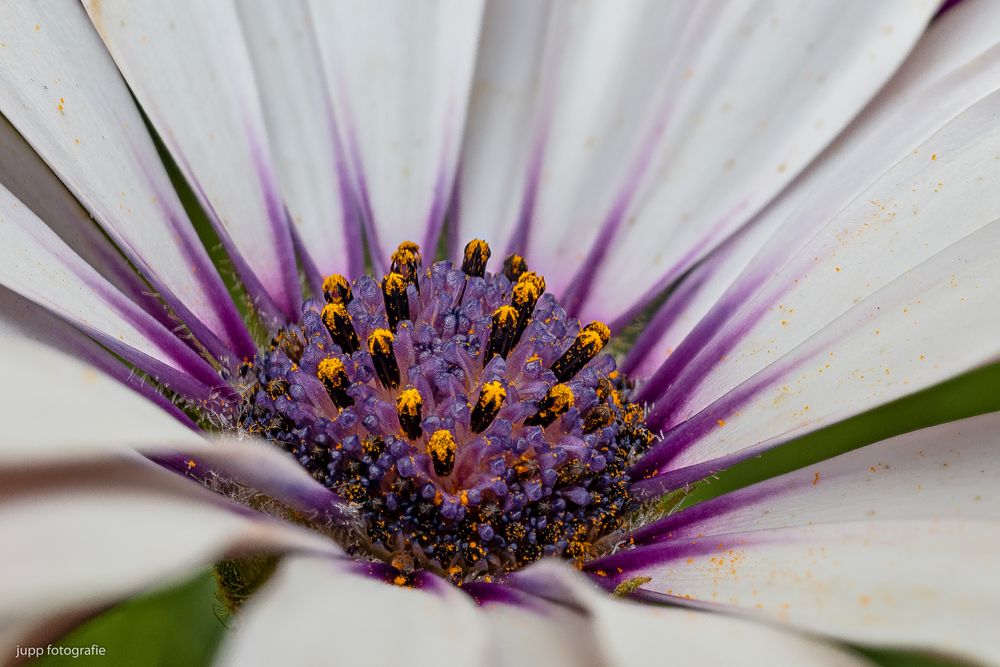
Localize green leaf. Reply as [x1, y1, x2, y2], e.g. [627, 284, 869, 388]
[35, 569, 226, 667]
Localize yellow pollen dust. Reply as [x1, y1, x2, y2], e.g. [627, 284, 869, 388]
[316, 357, 348, 387]
[512, 281, 538, 307]
[391, 241, 421, 271]
[493, 305, 518, 327]
[382, 271, 406, 295]
[517, 270, 546, 294]
[464, 238, 490, 262]
[322, 274, 350, 301]
[396, 388, 423, 417]
[583, 321, 611, 346]
[368, 328, 394, 355]
[478, 381, 506, 410]
[427, 429, 457, 472]
[548, 383, 574, 412]
[322, 302, 349, 328]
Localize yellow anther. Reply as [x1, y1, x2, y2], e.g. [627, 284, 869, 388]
[479, 381, 506, 410]
[322, 274, 352, 304]
[322, 302, 349, 329]
[316, 356, 353, 407]
[548, 383, 574, 412]
[390, 241, 422, 282]
[471, 380, 507, 433]
[368, 328, 394, 356]
[427, 429, 457, 477]
[512, 280, 539, 307]
[316, 357, 347, 388]
[396, 388, 424, 439]
[367, 328, 400, 388]
[583, 321, 611, 346]
[503, 254, 527, 282]
[493, 305, 518, 327]
[382, 272, 407, 295]
[462, 239, 491, 277]
[517, 270, 546, 295]
[550, 321, 612, 382]
[525, 383, 574, 428]
[396, 388, 422, 417]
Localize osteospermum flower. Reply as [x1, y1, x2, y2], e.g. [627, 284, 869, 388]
[2, 0, 999, 664]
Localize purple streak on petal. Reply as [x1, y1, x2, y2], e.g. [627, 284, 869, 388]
[74, 342, 198, 430]
[934, 0, 965, 20]
[560, 110, 674, 316]
[290, 220, 324, 301]
[306, 32, 364, 279]
[249, 129, 304, 323]
[620, 264, 711, 377]
[630, 354, 802, 478]
[156, 147, 290, 327]
[78, 269, 230, 398]
[126, 157, 258, 363]
[630, 436, 786, 501]
[330, 74, 386, 274]
[463, 581, 549, 611]
[151, 447, 354, 527]
[502, 565, 591, 616]
[634, 269, 770, 408]
[627, 483, 778, 545]
[420, 107, 461, 257]
[504, 129, 548, 257]
[446, 163, 462, 259]
[583, 533, 760, 588]
[608, 202, 750, 334]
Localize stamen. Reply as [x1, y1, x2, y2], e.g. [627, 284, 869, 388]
[427, 429, 457, 477]
[317, 356, 353, 408]
[511, 271, 546, 343]
[470, 380, 506, 433]
[390, 241, 422, 287]
[381, 272, 410, 330]
[461, 239, 491, 278]
[322, 274, 352, 304]
[484, 306, 519, 363]
[502, 253, 527, 283]
[321, 303, 360, 354]
[367, 328, 400, 389]
[550, 321, 611, 382]
[396, 388, 423, 440]
[525, 383, 574, 427]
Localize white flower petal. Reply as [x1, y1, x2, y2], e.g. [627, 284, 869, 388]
[634, 412, 1000, 540]
[468, 585, 603, 667]
[0, 290, 199, 462]
[596, 520, 1000, 666]
[0, 458, 337, 653]
[0, 1, 253, 358]
[236, 1, 363, 286]
[0, 115, 174, 330]
[0, 182, 223, 399]
[513, 561, 871, 667]
[83, 0, 302, 322]
[635, 54, 1000, 480]
[216, 556, 490, 666]
[0, 284, 194, 428]
[639, 0, 1000, 415]
[458, 0, 934, 315]
[309, 0, 484, 267]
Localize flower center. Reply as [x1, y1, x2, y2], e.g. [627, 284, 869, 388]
[241, 240, 654, 583]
